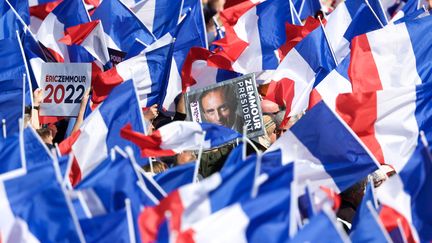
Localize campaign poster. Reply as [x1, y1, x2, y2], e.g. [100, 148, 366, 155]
[185, 73, 265, 138]
[39, 63, 92, 117]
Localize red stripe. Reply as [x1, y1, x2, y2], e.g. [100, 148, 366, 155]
[59, 129, 82, 155]
[120, 123, 176, 157]
[264, 78, 296, 128]
[177, 229, 196, 243]
[349, 34, 383, 92]
[379, 205, 417, 243]
[335, 92, 385, 164]
[91, 66, 123, 104]
[181, 47, 211, 93]
[46, 47, 65, 63]
[59, 20, 100, 46]
[278, 17, 321, 61]
[319, 186, 341, 211]
[70, 156, 82, 187]
[139, 190, 185, 242]
[308, 88, 322, 111]
[29, 0, 62, 20]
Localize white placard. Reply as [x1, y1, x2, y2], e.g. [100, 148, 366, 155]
[39, 63, 92, 117]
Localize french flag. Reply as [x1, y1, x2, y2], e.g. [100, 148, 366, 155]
[28, 0, 61, 34]
[59, 79, 146, 179]
[154, 162, 196, 194]
[324, 0, 387, 63]
[313, 55, 351, 111]
[335, 82, 432, 169]
[91, 34, 173, 106]
[139, 159, 294, 242]
[0, 164, 84, 242]
[120, 121, 241, 157]
[266, 101, 380, 193]
[91, 0, 155, 54]
[264, 25, 336, 122]
[349, 181, 393, 242]
[375, 130, 432, 242]
[36, 0, 92, 62]
[181, 47, 241, 92]
[125, 2, 208, 112]
[59, 20, 111, 68]
[131, 0, 183, 39]
[349, 15, 432, 93]
[175, 174, 293, 243]
[207, 0, 298, 74]
[290, 206, 349, 243]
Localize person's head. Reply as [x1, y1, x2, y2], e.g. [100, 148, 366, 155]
[142, 161, 168, 174]
[176, 151, 196, 165]
[199, 86, 236, 128]
[36, 127, 54, 145]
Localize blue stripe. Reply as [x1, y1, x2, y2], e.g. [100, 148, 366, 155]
[336, 55, 350, 80]
[345, 0, 364, 18]
[216, 69, 241, 82]
[294, 28, 336, 87]
[290, 101, 378, 191]
[91, 0, 155, 52]
[152, 0, 182, 39]
[343, 3, 383, 42]
[256, 0, 294, 70]
[405, 15, 432, 84]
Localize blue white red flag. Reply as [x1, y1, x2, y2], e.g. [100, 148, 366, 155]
[36, 0, 92, 62]
[91, 0, 155, 53]
[59, 79, 146, 179]
[120, 121, 241, 157]
[266, 101, 380, 193]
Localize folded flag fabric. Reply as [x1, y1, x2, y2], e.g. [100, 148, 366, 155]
[349, 15, 432, 92]
[0, 163, 84, 243]
[335, 81, 432, 169]
[59, 79, 146, 179]
[121, 121, 241, 157]
[154, 161, 196, 194]
[266, 100, 380, 193]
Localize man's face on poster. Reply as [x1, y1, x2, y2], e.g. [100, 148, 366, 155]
[200, 89, 234, 128]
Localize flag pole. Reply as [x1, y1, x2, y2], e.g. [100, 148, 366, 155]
[125, 198, 137, 243]
[289, 0, 304, 25]
[251, 151, 262, 198]
[242, 125, 247, 160]
[2, 119, 6, 138]
[364, 0, 385, 28]
[318, 16, 339, 66]
[193, 131, 206, 183]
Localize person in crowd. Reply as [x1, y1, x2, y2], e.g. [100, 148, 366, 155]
[143, 161, 169, 174]
[36, 126, 55, 150]
[336, 178, 368, 233]
[199, 86, 244, 131]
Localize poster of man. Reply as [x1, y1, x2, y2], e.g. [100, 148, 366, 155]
[185, 74, 265, 138]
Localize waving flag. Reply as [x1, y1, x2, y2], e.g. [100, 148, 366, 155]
[182, 47, 241, 92]
[264, 26, 336, 123]
[350, 181, 392, 242]
[79, 206, 134, 243]
[76, 149, 155, 243]
[335, 82, 432, 169]
[349, 15, 432, 92]
[0, 36, 31, 137]
[59, 80, 146, 179]
[131, 0, 182, 39]
[0, 0, 26, 39]
[91, 0, 155, 53]
[91, 34, 173, 106]
[36, 0, 92, 62]
[139, 158, 294, 242]
[59, 20, 111, 69]
[290, 206, 349, 243]
[154, 162, 196, 194]
[293, 0, 322, 20]
[207, 0, 298, 74]
[324, 0, 387, 63]
[313, 55, 351, 110]
[0, 164, 84, 243]
[121, 121, 241, 157]
[267, 101, 380, 193]
[28, 0, 61, 33]
[175, 182, 292, 243]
